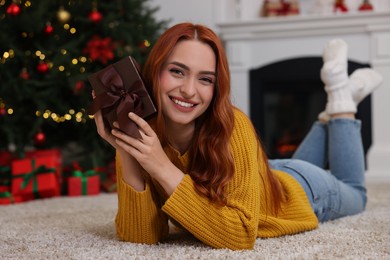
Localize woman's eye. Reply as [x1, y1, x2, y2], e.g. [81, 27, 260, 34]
[169, 68, 184, 76]
[200, 77, 214, 85]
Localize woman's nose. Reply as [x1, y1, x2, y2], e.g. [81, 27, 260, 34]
[179, 78, 196, 98]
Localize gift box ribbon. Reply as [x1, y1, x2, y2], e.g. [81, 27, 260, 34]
[88, 65, 144, 139]
[71, 169, 97, 195]
[0, 191, 14, 203]
[16, 159, 56, 199]
[0, 166, 11, 185]
[0, 166, 10, 173]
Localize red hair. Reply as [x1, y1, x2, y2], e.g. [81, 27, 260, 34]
[143, 23, 283, 211]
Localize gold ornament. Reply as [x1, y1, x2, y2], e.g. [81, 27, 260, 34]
[57, 6, 71, 23]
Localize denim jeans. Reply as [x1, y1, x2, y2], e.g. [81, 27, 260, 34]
[269, 119, 367, 222]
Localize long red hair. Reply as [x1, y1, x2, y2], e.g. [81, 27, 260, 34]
[143, 23, 283, 211]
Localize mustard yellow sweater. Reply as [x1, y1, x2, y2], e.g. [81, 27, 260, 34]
[115, 109, 318, 250]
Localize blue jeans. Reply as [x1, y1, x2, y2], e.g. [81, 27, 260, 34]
[269, 119, 367, 222]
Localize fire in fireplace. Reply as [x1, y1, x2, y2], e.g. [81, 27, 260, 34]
[250, 57, 372, 160]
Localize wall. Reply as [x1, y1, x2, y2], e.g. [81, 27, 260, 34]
[148, 0, 218, 31]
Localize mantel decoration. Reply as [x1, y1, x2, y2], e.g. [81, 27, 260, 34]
[261, 0, 300, 17]
[260, 0, 375, 17]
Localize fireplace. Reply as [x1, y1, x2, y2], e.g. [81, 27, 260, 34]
[217, 11, 390, 180]
[249, 57, 372, 160]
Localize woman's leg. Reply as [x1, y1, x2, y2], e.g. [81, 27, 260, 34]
[292, 122, 328, 169]
[326, 118, 367, 217]
[271, 39, 383, 222]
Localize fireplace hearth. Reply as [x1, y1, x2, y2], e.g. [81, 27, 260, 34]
[250, 57, 372, 160]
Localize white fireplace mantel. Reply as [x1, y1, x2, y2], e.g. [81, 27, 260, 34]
[217, 11, 390, 181]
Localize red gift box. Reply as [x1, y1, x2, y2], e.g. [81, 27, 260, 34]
[0, 150, 14, 166]
[67, 170, 100, 196]
[11, 157, 60, 201]
[25, 149, 63, 189]
[0, 191, 24, 205]
[25, 149, 62, 173]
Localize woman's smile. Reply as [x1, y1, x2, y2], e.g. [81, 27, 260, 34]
[170, 96, 197, 110]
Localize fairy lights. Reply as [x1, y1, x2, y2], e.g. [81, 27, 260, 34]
[3, 104, 90, 123]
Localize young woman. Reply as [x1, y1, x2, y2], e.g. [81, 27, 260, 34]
[93, 23, 383, 250]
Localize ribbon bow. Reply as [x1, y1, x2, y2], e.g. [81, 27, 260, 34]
[88, 65, 145, 139]
[72, 169, 97, 195]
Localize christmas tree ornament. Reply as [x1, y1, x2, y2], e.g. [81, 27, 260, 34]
[6, 3, 21, 16]
[44, 23, 54, 35]
[37, 62, 49, 74]
[34, 131, 46, 147]
[19, 68, 30, 80]
[0, 107, 6, 116]
[89, 10, 103, 23]
[359, 0, 373, 11]
[57, 6, 71, 23]
[89, 1, 102, 23]
[138, 40, 149, 53]
[74, 80, 85, 94]
[8, 143, 16, 153]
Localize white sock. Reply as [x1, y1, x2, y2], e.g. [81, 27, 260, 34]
[321, 39, 356, 115]
[318, 68, 383, 122]
[349, 68, 383, 104]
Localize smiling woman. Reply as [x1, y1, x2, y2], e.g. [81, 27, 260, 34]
[91, 22, 383, 250]
[158, 40, 215, 137]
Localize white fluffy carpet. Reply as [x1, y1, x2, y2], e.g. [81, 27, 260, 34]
[1, 182, 389, 259]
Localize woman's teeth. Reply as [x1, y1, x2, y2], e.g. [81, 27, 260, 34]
[172, 98, 194, 108]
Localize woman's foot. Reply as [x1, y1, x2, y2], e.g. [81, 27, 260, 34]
[349, 68, 383, 104]
[321, 39, 356, 116]
[318, 68, 383, 122]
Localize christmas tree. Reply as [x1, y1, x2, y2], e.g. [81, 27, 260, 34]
[0, 0, 167, 166]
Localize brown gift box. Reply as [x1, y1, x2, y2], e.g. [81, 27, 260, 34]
[88, 56, 156, 139]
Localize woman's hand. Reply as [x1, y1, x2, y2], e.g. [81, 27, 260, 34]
[112, 112, 184, 195]
[111, 112, 169, 177]
[91, 91, 145, 191]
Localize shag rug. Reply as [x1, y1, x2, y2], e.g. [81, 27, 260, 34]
[1, 181, 389, 260]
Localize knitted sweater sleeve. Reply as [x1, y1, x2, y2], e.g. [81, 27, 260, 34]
[162, 110, 263, 250]
[115, 153, 169, 244]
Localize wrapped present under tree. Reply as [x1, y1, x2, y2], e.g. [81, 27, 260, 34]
[67, 169, 100, 196]
[11, 156, 60, 201]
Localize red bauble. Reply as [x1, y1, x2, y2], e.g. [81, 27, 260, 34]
[0, 107, 6, 116]
[34, 132, 46, 147]
[6, 3, 21, 16]
[45, 24, 54, 35]
[74, 80, 85, 93]
[37, 62, 49, 74]
[19, 69, 30, 80]
[89, 10, 103, 23]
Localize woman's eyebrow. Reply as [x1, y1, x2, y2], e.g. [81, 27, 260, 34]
[169, 61, 216, 76]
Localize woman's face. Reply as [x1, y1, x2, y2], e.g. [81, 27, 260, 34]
[159, 39, 216, 129]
